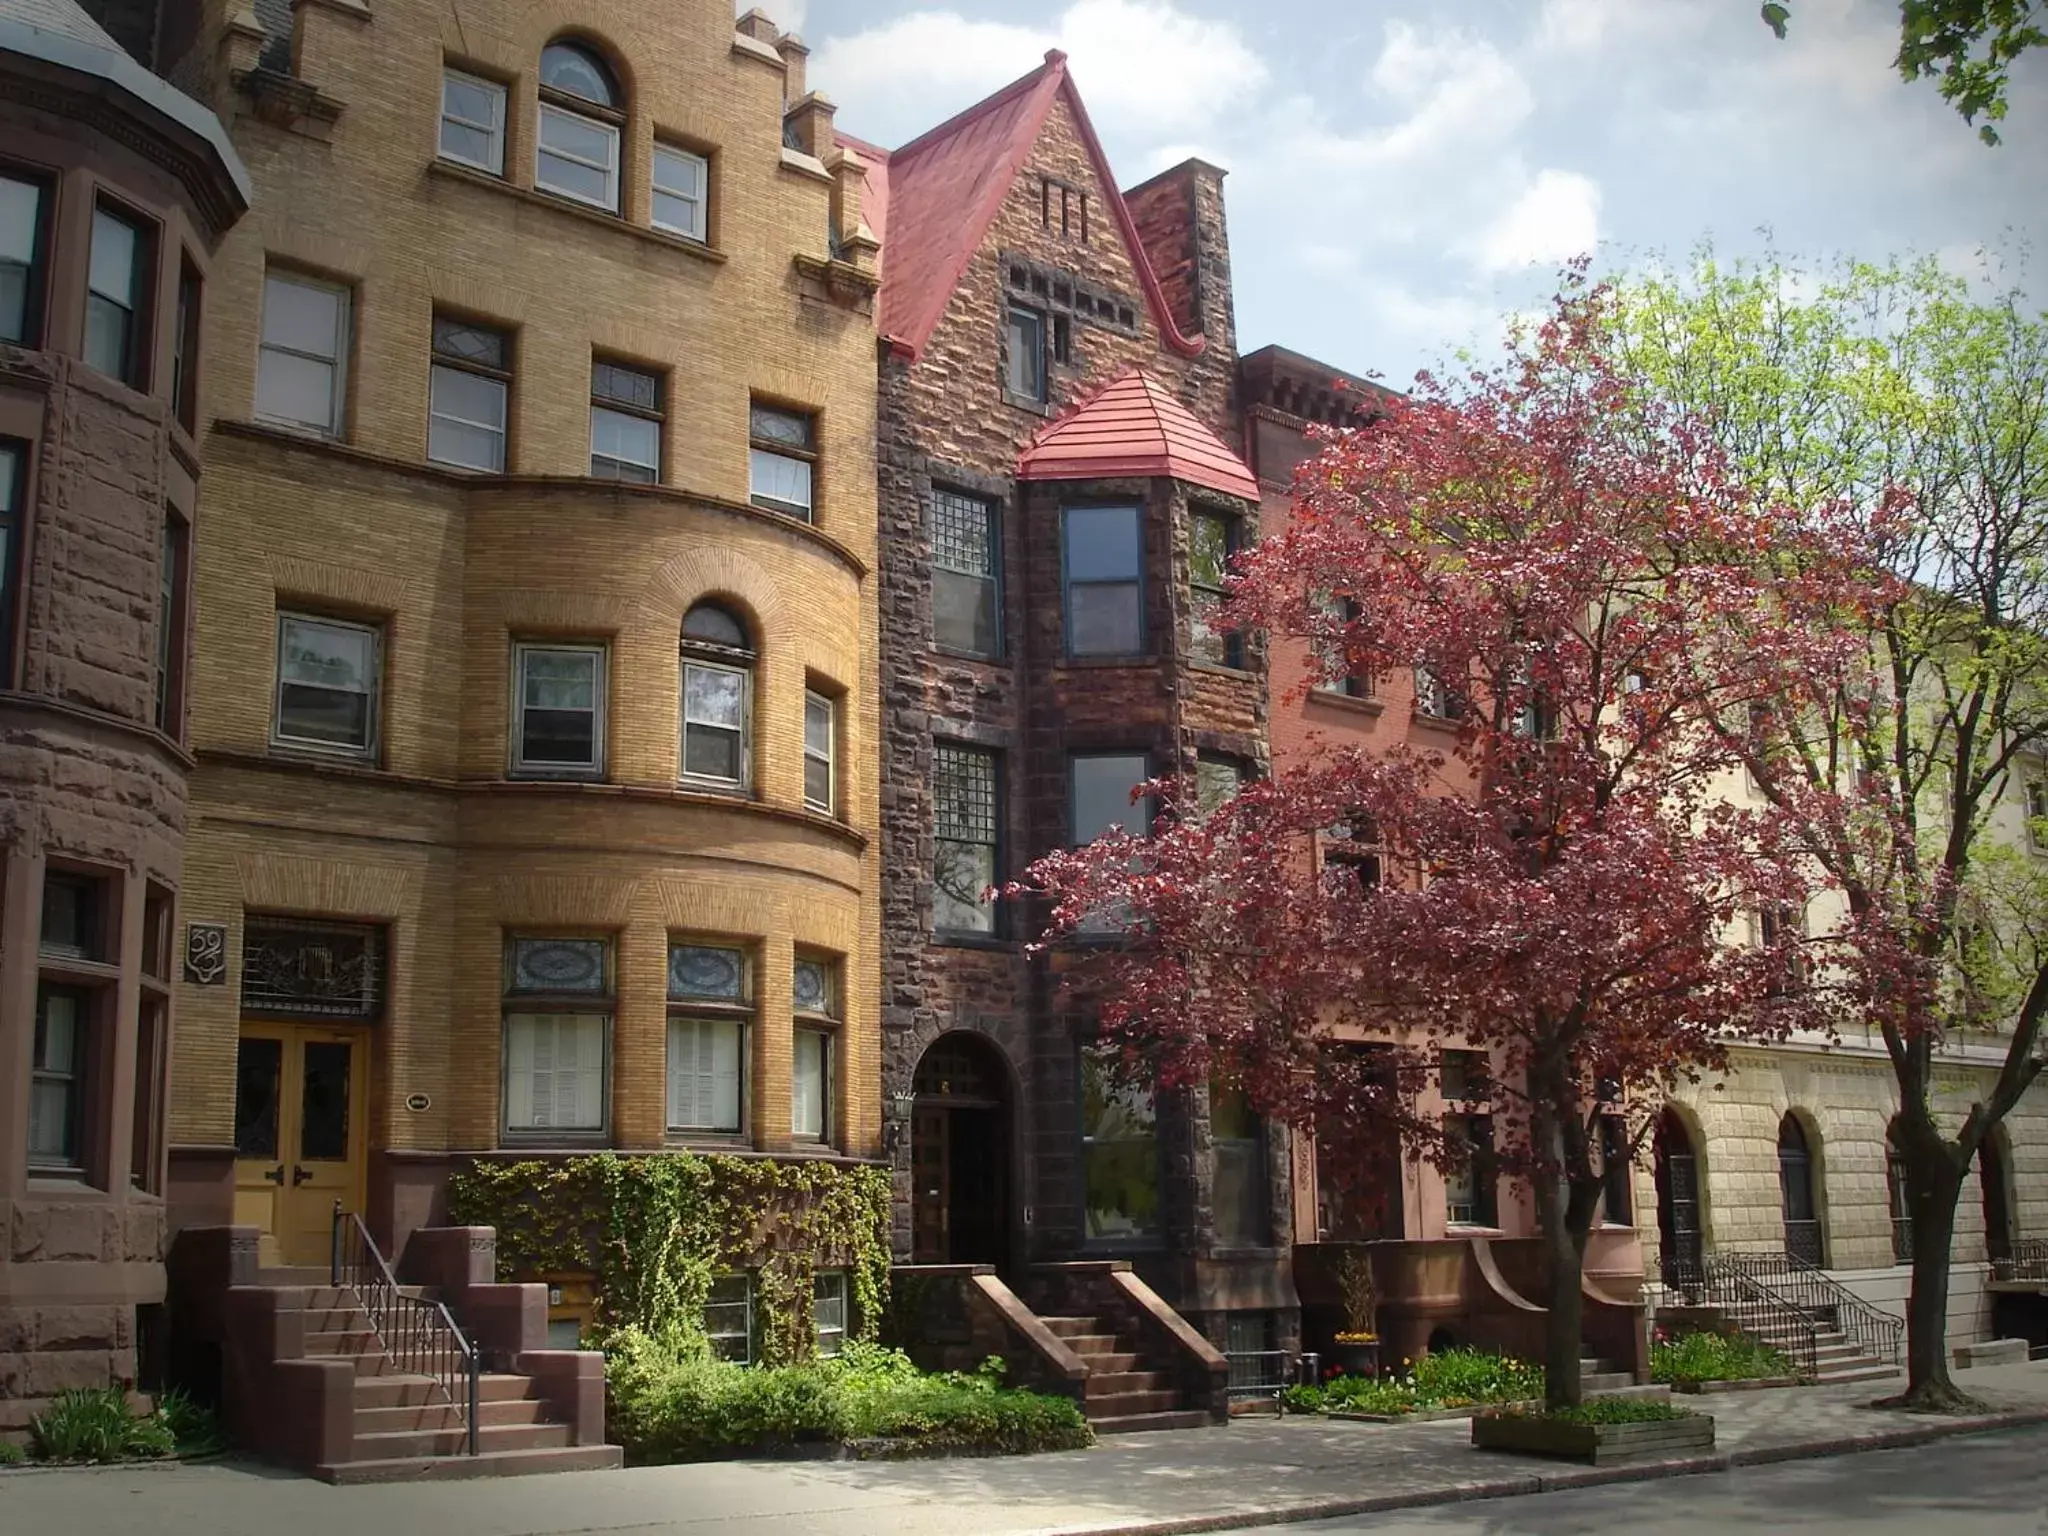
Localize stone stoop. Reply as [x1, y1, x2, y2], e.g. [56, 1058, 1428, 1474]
[1037, 1314, 1211, 1434]
[259, 1285, 621, 1482]
[1659, 1308, 1901, 1388]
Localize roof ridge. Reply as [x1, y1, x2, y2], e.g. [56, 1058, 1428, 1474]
[887, 51, 1063, 163]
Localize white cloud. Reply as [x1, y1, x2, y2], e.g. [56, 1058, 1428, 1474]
[1474, 169, 1602, 272]
[814, 0, 1265, 148]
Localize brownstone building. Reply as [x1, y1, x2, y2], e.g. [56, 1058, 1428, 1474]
[0, 0, 248, 1432]
[853, 54, 1292, 1405]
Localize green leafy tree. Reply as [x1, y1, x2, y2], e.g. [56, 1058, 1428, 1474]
[1608, 251, 2048, 1409]
[1761, 2, 2046, 143]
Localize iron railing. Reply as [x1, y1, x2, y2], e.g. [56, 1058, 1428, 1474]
[1225, 1350, 1294, 1412]
[1782, 1219, 1825, 1268]
[1991, 1238, 2048, 1286]
[331, 1204, 480, 1455]
[1716, 1249, 1903, 1365]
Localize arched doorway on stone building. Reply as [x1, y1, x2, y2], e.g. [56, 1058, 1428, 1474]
[1653, 1108, 1705, 1287]
[909, 1032, 1012, 1269]
[1777, 1112, 1825, 1266]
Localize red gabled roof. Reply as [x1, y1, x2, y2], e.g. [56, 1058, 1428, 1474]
[837, 51, 1205, 363]
[1017, 367, 1258, 500]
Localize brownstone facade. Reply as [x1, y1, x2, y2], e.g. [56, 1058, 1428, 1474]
[0, 0, 247, 1433]
[869, 62, 1295, 1353]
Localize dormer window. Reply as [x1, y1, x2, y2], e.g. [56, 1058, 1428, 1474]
[536, 41, 622, 212]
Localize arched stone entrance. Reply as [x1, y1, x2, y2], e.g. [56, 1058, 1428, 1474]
[909, 1032, 1012, 1268]
[1777, 1113, 1824, 1265]
[1653, 1108, 1705, 1286]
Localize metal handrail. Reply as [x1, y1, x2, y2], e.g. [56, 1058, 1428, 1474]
[1991, 1238, 2048, 1285]
[331, 1203, 480, 1455]
[1716, 1249, 1904, 1365]
[1655, 1252, 1817, 1380]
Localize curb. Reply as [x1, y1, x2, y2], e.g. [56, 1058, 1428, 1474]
[1033, 1407, 2048, 1536]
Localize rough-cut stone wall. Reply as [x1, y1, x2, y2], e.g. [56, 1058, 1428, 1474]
[876, 86, 1289, 1338]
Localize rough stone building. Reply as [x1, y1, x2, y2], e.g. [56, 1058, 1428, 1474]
[853, 54, 1290, 1368]
[145, 0, 883, 1306]
[0, 0, 248, 1433]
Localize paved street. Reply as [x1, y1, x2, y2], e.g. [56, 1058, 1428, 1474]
[1220, 1425, 2048, 1535]
[2, 1361, 2044, 1536]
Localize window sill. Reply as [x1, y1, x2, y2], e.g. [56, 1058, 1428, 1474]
[1004, 391, 1054, 417]
[426, 160, 729, 266]
[1057, 654, 1156, 669]
[1411, 713, 1466, 737]
[666, 1132, 750, 1150]
[500, 1132, 612, 1150]
[1444, 1224, 1505, 1237]
[932, 646, 1008, 666]
[24, 1173, 108, 1197]
[1188, 659, 1255, 680]
[1307, 690, 1385, 719]
[933, 931, 1018, 952]
[270, 740, 379, 770]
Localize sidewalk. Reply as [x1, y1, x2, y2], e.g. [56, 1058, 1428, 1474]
[5, 1360, 2045, 1536]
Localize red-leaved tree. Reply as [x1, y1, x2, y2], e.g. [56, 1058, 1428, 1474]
[1018, 287, 1860, 1409]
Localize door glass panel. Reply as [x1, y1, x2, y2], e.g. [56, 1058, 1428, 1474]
[234, 1036, 283, 1157]
[299, 1040, 352, 1160]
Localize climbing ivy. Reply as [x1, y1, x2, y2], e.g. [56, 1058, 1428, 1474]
[444, 1154, 891, 1366]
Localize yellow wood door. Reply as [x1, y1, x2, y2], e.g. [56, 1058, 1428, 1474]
[232, 1023, 369, 1268]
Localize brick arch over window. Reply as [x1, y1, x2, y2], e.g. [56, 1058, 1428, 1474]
[637, 546, 789, 635]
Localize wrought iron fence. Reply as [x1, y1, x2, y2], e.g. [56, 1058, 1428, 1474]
[1225, 1350, 1295, 1412]
[1716, 1249, 1903, 1365]
[331, 1204, 480, 1455]
[1991, 1238, 2048, 1286]
[1782, 1219, 1825, 1268]
[1654, 1251, 1816, 1379]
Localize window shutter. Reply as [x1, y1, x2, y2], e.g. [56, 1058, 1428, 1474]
[528, 1019, 555, 1128]
[710, 1020, 739, 1130]
[505, 1018, 537, 1128]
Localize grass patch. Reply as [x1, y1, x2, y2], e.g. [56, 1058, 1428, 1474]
[1286, 1348, 1545, 1416]
[606, 1333, 1094, 1463]
[1651, 1329, 1792, 1386]
[0, 1439, 25, 1466]
[1492, 1397, 1693, 1425]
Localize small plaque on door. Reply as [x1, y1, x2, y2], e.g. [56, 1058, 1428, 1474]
[405, 1093, 431, 1113]
[185, 922, 227, 985]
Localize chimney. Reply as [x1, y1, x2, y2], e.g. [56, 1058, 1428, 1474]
[1123, 159, 1236, 361]
[775, 32, 808, 101]
[734, 8, 779, 45]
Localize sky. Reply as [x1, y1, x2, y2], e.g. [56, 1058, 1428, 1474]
[743, 0, 2047, 388]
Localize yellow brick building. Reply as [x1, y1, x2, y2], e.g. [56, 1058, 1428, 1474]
[159, 0, 881, 1269]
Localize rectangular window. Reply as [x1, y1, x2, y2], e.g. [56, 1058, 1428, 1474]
[171, 260, 201, 434]
[1071, 753, 1151, 845]
[589, 359, 662, 483]
[1063, 505, 1144, 656]
[931, 487, 1001, 656]
[705, 1275, 752, 1363]
[0, 439, 24, 686]
[748, 403, 816, 522]
[1314, 596, 1370, 697]
[1445, 1113, 1497, 1227]
[1321, 814, 1382, 897]
[813, 1271, 847, 1357]
[802, 690, 836, 815]
[131, 994, 166, 1192]
[0, 171, 48, 345]
[1439, 1049, 1489, 1106]
[680, 658, 749, 789]
[1211, 1084, 1266, 1247]
[1006, 304, 1046, 402]
[428, 314, 511, 472]
[502, 937, 612, 1136]
[652, 144, 709, 240]
[536, 103, 620, 211]
[85, 204, 150, 386]
[40, 872, 104, 961]
[934, 743, 999, 935]
[439, 68, 507, 174]
[1081, 1048, 1159, 1243]
[1189, 511, 1240, 667]
[274, 612, 380, 757]
[29, 983, 88, 1170]
[1599, 1114, 1632, 1226]
[154, 513, 187, 734]
[667, 941, 749, 1136]
[1414, 666, 1466, 721]
[793, 955, 837, 1142]
[513, 642, 605, 777]
[256, 271, 349, 436]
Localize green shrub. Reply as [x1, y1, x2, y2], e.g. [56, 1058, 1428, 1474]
[153, 1387, 228, 1457]
[1497, 1397, 1692, 1424]
[1290, 1348, 1544, 1416]
[604, 1331, 1092, 1463]
[30, 1388, 174, 1463]
[0, 1439, 25, 1466]
[1651, 1329, 1791, 1385]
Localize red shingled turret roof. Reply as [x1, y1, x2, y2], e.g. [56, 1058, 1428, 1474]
[837, 52, 1204, 364]
[1016, 367, 1258, 501]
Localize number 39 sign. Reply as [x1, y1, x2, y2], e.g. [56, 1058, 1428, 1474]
[184, 922, 227, 985]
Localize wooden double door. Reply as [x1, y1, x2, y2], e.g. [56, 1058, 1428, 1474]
[233, 1022, 369, 1267]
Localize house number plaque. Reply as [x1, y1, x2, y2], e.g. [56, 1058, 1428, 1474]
[184, 923, 227, 985]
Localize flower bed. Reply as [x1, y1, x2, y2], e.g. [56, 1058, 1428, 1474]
[606, 1334, 1094, 1463]
[1, 1387, 224, 1468]
[1472, 1398, 1714, 1463]
[1651, 1328, 1795, 1389]
[1285, 1348, 1545, 1419]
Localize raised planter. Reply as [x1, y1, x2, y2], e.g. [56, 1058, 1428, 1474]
[1670, 1376, 1798, 1395]
[1471, 1411, 1715, 1465]
[1325, 1339, 1381, 1378]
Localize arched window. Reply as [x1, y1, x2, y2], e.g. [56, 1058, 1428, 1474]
[536, 40, 622, 212]
[681, 602, 751, 791]
[1886, 1118, 1912, 1265]
[1653, 1109, 1703, 1288]
[1777, 1114, 1823, 1266]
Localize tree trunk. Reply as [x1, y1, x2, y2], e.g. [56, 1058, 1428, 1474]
[1895, 1155, 1974, 1411]
[1543, 1201, 1589, 1410]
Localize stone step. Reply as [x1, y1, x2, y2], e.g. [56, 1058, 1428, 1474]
[1091, 1410, 1210, 1435]
[1083, 1352, 1141, 1375]
[1084, 1390, 1181, 1419]
[1814, 1363, 1900, 1386]
[355, 1403, 464, 1434]
[354, 1375, 449, 1409]
[297, 1306, 373, 1332]
[305, 1329, 383, 1358]
[1036, 1316, 1098, 1335]
[315, 1444, 622, 1484]
[351, 1423, 574, 1460]
[1083, 1370, 1168, 1399]
[1065, 1333, 1127, 1356]
[480, 1374, 543, 1403]
[1580, 1372, 1633, 1393]
[259, 1267, 335, 1287]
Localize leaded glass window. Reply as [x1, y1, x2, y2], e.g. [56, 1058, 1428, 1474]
[241, 919, 385, 1020]
[932, 488, 1001, 655]
[934, 743, 999, 934]
[507, 936, 609, 996]
[668, 943, 746, 1002]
